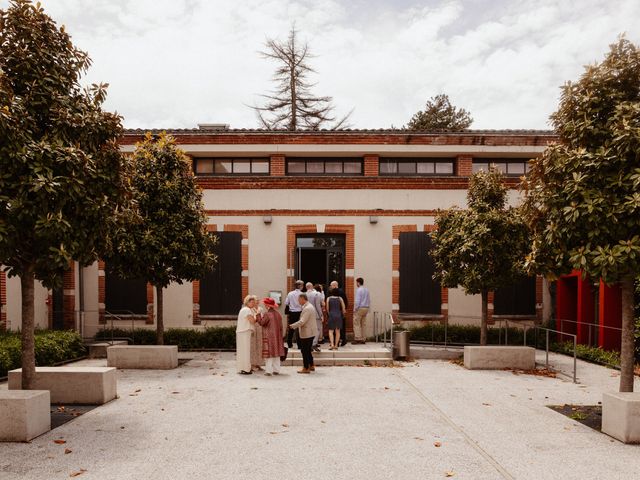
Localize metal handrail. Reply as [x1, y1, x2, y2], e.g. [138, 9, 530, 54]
[102, 310, 137, 345]
[534, 326, 577, 383]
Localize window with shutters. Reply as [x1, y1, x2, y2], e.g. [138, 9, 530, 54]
[199, 232, 242, 315]
[104, 272, 148, 315]
[493, 275, 537, 316]
[399, 232, 441, 314]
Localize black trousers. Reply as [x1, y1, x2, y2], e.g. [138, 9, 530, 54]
[298, 336, 314, 369]
[287, 311, 301, 348]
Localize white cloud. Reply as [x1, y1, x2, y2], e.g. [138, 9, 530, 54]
[10, 0, 640, 129]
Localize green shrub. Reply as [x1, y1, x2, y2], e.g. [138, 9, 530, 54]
[94, 327, 237, 350]
[408, 323, 527, 345]
[551, 341, 621, 368]
[0, 330, 86, 377]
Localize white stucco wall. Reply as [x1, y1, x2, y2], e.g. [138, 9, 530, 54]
[5, 274, 50, 331]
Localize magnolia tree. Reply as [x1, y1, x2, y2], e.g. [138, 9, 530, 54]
[106, 133, 217, 345]
[521, 38, 640, 392]
[0, 0, 130, 389]
[431, 168, 530, 345]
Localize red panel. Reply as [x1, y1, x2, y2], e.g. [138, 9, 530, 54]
[576, 275, 595, 345]
[599, 282, 622, 351]
[556, 276, 578, 342]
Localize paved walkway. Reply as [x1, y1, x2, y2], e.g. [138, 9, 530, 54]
[1, 348, 639, 479]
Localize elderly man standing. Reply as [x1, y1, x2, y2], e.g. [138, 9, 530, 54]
[289, 293, 318, 374]
[353, 277, 371, 344]
[284, 280, 304, 348]
[306, 282, 324, 352]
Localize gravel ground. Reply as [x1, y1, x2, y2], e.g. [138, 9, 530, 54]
[1, 349, 638, 480]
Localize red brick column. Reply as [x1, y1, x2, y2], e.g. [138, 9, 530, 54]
[63, 262, 75, 330]
[0, 270, 6, 330]
[270, 155, 285, 176]
[98, 261, 106, 324]
[363, 155, 379, 176]
[456, 154, 473, 176]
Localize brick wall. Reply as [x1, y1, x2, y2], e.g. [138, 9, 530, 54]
[270, 154, 285, 176]
[363, 155, 379, 176]
[0, 270, 6, 330]
[456, 154, 473, 176]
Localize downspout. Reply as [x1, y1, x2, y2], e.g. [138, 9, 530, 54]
[78, 264, 85, 339]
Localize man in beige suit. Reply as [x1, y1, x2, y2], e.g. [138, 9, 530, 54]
[289, 293, 318, 374]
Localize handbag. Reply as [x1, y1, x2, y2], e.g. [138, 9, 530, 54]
[280, 345, 288, 362]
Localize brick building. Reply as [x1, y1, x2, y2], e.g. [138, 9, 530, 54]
[1, 127, 556, 339]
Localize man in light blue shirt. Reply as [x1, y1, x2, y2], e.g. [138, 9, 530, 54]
[353, 277, 370, 344]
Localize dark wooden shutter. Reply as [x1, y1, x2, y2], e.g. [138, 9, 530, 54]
[399, 232, 441, 314]
[200, 232, 242, 315]
[104, 272, 147, 315]
[494, 276, 536, 315]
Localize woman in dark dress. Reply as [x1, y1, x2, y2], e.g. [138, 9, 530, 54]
[325, 288, 346, 350]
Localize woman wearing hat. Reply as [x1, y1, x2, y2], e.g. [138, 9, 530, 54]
[256, 297, 285, 375]
[236, 295, 258, 374]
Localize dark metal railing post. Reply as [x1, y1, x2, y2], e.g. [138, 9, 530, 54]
[573, 335, 577, 383]
[545, 329, 549, 369]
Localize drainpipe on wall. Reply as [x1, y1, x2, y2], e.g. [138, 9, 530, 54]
[78, 264, 84, 339]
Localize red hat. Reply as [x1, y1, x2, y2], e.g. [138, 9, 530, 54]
[262, 297, 277, 307]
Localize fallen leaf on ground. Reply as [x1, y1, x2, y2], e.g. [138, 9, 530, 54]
[482, 403, 491, 406]
[445, 471, 455, 477]
[135, 389, 141, 393]
[433, 441, 441, 447]
[57, 406, 66, 412]
[250, 387, 258, 390]
[171, 391, 180, 394]
[414, 436, 424, 441]
[69, 469, 86, 477]
[64, 448, 72, 455]
[54, 440, 66, 445]
[281, 423, 289, 428]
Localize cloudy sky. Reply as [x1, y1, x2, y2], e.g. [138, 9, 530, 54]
[21, 0, 640, 130]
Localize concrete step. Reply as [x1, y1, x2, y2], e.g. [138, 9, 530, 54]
[283, 357, 393, 367]
[86, 341, 128, 359]
[287, 347, 392, 360]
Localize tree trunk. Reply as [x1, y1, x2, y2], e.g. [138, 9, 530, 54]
[619, 276, 635, 392]
[480, 289, 488, 346]
[20, 266, 36, 390]
[156, 285, 164, 346]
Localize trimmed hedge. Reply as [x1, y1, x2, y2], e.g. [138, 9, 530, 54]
[552, 341, 621, 368]
[408, 323, 527, 346]
[94, 327, 237, 350]
[0, 330, 86, 378]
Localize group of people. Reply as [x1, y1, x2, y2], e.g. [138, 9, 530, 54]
[235, 278, 371, 376]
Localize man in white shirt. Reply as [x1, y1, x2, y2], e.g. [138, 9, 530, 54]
[284, 280, 304, 348]
[353, 277, 371, 344]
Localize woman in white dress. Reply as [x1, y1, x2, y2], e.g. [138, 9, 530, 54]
[236, 295, 257, 374]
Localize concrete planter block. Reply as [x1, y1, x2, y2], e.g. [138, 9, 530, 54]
[602, 392, 640, 443]
[107, 345, 178, 370]
[0, 390, 51, 442]
[88, 340, 128, 359]
[463, 346, 535, 370]
[8, 367, 117, 405]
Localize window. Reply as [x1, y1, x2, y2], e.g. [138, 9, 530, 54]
[494, 275, 537, 316]
[199, 232, 242, 315]
[193, 158, 269, 175]
[104, 272, 148, 315]
[399, 232, 441, 314]
[379, 158, 454, 176]
[472, 159, 532, 176]
[285, 158, 363, 175]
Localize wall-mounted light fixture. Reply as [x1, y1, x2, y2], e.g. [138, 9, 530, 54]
[263, 215, 272, 224]
[369, 215, 378, 224]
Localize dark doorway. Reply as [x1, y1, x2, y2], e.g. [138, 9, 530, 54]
[295, 234, 345, 289]
[52, 287, 64, 330]
[200, 231, 242, 315]
[399, 232, 441, 314]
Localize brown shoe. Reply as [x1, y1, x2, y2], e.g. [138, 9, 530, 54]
[309, 365, 316, 371]
[297, 368, 310, 374]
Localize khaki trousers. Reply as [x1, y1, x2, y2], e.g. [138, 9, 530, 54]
[353, 307, 369, 341]
[236, 330, 252, 373]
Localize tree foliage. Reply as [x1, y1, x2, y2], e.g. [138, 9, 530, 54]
[105, 133, 217, 344]
[252, 27, 351, 130]
[0, 0, 130, 388]
[521, 38, 640, 392]
[431, 168, 530, 344]
[407, 94, 473, 131]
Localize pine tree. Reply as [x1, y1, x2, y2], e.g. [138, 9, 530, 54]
[253, 27, 351, 130]
[407, 94, 472, 131]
